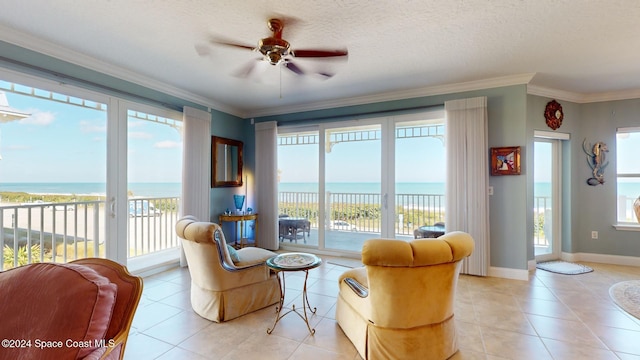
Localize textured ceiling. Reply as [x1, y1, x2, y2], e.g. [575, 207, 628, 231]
[1, 1, 639, 117]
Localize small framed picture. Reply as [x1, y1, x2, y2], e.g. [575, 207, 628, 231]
[490, 146, 521, 176]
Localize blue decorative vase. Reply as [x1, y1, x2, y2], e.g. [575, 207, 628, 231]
[233, 195, 245, 213]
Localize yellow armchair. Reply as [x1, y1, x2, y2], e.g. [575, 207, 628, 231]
[336, 232, 474, 360]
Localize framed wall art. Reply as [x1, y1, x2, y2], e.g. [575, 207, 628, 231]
[490, 146, 521, 176]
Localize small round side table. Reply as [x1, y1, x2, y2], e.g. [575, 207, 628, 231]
[265, 252, 322, 335]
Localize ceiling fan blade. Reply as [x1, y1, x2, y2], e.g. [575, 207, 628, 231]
[194, 44, 211, 56]
[291, 49, 348, 58]
[284, 60, 304, 75]
[209, 36, 256, 51]
[233, 59, 262, 78]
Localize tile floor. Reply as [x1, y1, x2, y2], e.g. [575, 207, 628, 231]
[124, 259, 640, 359]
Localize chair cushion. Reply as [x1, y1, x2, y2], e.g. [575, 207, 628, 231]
[0, 263, 117, 359]
[226, 244, 240, 263]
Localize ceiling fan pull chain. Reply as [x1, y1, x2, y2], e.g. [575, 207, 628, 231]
[279, 65, 282, 99]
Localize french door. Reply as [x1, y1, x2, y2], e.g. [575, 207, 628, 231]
[534, 137, 562, 261]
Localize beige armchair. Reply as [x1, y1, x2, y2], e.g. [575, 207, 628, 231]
[336, 232, 474, 360]
[176, 216, 280, 322]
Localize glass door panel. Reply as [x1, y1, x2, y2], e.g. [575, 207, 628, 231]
[0, 82, 107, 269]
[277, 130, 320, 247]
[394, 120, 446, 240]
[534, 140, 557, 259]
[324, 124, 381, 252]
[126, 107, 182, 259]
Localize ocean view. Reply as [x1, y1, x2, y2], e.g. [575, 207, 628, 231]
[0, 182, 181, 198]
[1, 181, 639, 199]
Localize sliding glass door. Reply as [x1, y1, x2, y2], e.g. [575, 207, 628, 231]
[277, 110, 446, 255]
[323, 123, 382, 251]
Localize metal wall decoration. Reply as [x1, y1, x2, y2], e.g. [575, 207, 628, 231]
[544, 100, 564, 130]
[582, 139, 609, 186]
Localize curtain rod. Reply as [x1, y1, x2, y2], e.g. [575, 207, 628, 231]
[0, 55, 182, 112]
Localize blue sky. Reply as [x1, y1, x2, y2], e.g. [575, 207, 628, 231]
[277, 127, 447, 183]
[0, 87, 182, 183]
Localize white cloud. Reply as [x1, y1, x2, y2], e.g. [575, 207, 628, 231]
[80, 120, 107, 133]
[20, 110, 55, 125]
[154, 140, 180, 149]
[129, 132, 153, 139]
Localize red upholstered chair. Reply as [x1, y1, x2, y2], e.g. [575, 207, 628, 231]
[0, 258, 142, 360]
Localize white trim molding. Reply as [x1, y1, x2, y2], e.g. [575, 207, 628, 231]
[488, 266, 529, 281]
[561, 252, 640, 267]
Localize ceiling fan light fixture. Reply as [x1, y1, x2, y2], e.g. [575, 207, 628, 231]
[266, 51, 282, 65]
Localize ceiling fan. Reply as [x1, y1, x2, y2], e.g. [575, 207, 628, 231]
[203, 18, 348, 78]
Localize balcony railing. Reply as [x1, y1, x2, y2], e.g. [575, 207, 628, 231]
[278, 191, 445, 237]
[534, 196, 551, 248]
[1, 197, 179, 270]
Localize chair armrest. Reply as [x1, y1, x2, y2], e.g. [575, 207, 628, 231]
[343, 277, 368, 298]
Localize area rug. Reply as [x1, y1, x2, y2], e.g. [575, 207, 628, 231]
[610, 280, 640, 319]
[536, 260, 593, 275]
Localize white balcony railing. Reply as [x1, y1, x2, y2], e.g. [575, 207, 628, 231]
[278, 191, 445, 237]
[1, 197, 180, 270]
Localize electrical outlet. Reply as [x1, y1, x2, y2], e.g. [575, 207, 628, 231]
[591, 231, 598, 239]
[488, 186, 494, 196]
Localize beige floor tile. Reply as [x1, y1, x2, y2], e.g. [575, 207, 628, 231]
[526, 313, 607, 348]
[303, 318, 359, 355]
[122, 259, 640, 359]
[541, 338, 619, 360]
[143, 310, 213, 345]
[220, 331, 301, 360]
[589, 324, 640, 355]
[517, 297, 578, 320]
[155, 347, 211, 360]
[474, 307, 537, 335]
[481, 326, 552, 360]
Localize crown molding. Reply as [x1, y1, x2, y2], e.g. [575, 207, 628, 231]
[247, 73, 536, 118]
[527, 84, 640, 104]
[0, 25, 245, 117]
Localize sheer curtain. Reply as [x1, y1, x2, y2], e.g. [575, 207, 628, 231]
[255, 121, 279, 250]
[445, 97, 490, 276]
[181, 106, 211, 221]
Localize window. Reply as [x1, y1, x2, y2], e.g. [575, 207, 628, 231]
[0, 71, 183, 270]
[616, 128, 640, 223]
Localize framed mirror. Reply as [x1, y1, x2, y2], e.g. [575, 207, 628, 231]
[212, 136, 243, 187]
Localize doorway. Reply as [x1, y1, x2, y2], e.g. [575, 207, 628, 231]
[534, 136, 563, 261]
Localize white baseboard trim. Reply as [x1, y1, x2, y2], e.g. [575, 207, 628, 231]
[528, 259, 537, 271]
[561, 252, 640, 267]
[488, 266, 529, 281]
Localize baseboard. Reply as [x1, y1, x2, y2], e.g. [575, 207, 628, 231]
[528, 259, 537, 271]
[488, 266, 529, 281]
[561, 252, 640, 267]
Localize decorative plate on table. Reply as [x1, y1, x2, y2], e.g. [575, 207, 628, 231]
[273, 253, 316, 268]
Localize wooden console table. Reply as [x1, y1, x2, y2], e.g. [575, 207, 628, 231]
[218, 213, 258, 248]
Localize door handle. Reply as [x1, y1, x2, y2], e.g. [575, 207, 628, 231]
[109, 197, 116, 218]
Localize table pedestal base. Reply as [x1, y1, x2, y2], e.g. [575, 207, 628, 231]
[267, 269, 317, 335]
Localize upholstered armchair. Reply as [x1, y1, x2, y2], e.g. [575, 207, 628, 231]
[336, 232, 474, 360]
[0, 258, 142, 360]
[175, 215, 280, 322]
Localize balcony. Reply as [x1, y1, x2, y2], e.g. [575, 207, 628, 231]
[278, 191, 445, 251]
[1, 197, 180, 270]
